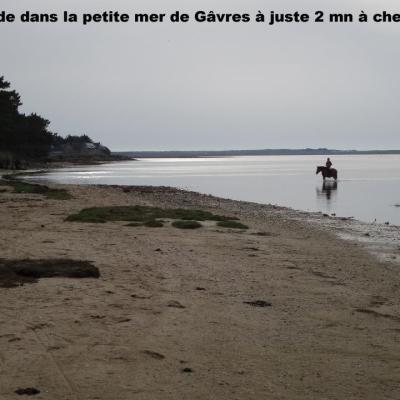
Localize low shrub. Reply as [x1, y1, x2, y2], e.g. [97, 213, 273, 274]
[217, 220, 249, 230]
[172, 220, 202, 230]
[143, 220, 164, 228]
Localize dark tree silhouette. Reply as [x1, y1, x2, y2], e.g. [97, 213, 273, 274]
[0, 75, 110, 169]
[0, 76, 54, 168]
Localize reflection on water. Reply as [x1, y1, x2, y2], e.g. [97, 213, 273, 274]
[24, 155, 400, 225]
[316, 181, 338, 201]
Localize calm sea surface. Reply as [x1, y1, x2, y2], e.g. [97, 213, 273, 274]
[28, 155, 400, 225]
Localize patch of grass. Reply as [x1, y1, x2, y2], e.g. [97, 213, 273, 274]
[171, 209, 238, 222]
[143, 220, 164, 228]
[0, 179, 72, 200]
[217, 220, 249, 230]
[172, 220, 202, 230]
[43, 189, 72, 200]
[66, 205, 236, 224]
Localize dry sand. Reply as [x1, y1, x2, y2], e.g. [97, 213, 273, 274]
[0, 182, 399, 399]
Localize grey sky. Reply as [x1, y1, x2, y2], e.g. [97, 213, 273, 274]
[1, 0, 400, 150]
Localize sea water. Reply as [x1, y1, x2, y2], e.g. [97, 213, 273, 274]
[27, 155, 400, 225]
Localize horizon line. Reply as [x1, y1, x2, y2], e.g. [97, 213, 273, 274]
[111, 147, 400, 153]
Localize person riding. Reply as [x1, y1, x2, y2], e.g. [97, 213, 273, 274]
[326, 158, 332, 170]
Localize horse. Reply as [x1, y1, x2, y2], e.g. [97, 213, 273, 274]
[316, 166, 338, 181]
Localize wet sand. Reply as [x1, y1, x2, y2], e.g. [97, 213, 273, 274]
[0, 182, 399, 399]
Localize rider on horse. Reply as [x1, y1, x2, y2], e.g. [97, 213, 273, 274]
[326, 158, 332, 170]
[316, 158, 337, 181]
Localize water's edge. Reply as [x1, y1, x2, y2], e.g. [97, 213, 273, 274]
[16, 155, 400, 225]
[3, 168, 400, 266]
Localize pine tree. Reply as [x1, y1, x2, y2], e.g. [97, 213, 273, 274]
[0, 75, 53, 168]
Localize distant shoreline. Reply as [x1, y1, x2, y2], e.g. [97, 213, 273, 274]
[114, 149, 400, 158]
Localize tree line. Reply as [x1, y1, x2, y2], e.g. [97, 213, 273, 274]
[0, 76, 98, 169]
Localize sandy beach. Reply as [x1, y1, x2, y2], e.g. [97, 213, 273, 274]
[0, 180, 399, 399]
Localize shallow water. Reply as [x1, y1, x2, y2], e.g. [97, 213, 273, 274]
[27, 155, 400, 225]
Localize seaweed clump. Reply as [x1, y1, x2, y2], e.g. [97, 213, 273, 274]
[0, 259, 100, 288]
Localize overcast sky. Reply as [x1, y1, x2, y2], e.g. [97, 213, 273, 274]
[1, 0, 400, 150]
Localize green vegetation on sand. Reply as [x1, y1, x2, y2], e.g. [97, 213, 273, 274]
[126, 220, 164, 228]
[67, 205, 249, 230]
[143, 220, 164, 228]
[0, 179, 72, 200]
[217, 220, 249, 230]
[172, 220, 202, 230]
[66, 205, 237, 224]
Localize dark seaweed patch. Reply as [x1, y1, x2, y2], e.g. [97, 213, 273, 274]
[15, 388, 40, 396]
[0, 259, 100, 288]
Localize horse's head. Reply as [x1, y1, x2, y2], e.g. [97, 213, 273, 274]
[316, 166, 323, 175]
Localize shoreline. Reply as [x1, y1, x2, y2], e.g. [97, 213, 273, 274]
[4, 168, 400, 266]
[109, 183, 400, 265]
